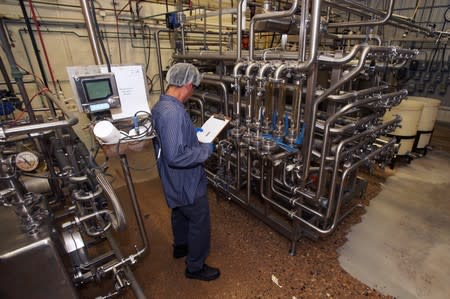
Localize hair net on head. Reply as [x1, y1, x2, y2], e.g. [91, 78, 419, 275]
[166, 63, 202, 87]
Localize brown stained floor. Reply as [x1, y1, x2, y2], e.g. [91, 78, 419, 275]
[81, 122, 450, 299]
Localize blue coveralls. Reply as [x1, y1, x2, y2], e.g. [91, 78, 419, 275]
[152, 94, 213, 272]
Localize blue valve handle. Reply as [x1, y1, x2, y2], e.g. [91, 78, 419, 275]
[133, 116, 139, 134]
[272, 111, 278, 130]
[284, 112, 289, 136]
[261, 134, 298, 153]
[295, 124, 305, 145]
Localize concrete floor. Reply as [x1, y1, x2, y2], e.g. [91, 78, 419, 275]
[101, 123, 450, 298]
[338, 126, 450, 299]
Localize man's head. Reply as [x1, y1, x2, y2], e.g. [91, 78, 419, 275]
[165, 63, 201, 102]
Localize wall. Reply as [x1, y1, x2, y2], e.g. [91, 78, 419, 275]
[0, 0, 233, 142]
[375, 0, 450, 122]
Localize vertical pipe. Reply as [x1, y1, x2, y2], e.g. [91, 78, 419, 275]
[0, 56, 14, 93]
[119, 155, 149, 255]
[0, 19, 36, 123]
[249, 0, 299, 61]
[246, 147, 252, 204]
[180, 25, 186, 55]
[155, 30, 166, 94]
[19, 0, 57, 118]
[18, 0, 49, 87]
[203, 8, 207, 49]
[79, 0, 103, 64]
[237, 0, 246, 61]
[105, 232, 146, 299]
[298, 0, 308, 61]
[219, 0, 223, 55]
[293, 82, 302, 132]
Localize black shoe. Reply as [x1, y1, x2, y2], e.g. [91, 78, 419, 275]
[173, 244, 188, 259]
[185, 264, 220, 281]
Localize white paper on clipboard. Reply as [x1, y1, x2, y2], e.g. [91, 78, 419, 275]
[197, 115, 230, 143]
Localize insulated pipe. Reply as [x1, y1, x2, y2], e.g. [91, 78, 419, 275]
[79, 0, 103, 64]
[327, 0, 394, 27]
[249, 0, 299, 61]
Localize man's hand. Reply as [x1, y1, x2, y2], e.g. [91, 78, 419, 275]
[196, 127, 204, 133]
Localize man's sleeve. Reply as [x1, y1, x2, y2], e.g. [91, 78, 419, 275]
[159, 110, 211, 168]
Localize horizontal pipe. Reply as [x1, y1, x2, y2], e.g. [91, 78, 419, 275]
[2, 88, 78, 137]
[249, 0, 299, 61]
[327, 0, 394, 27]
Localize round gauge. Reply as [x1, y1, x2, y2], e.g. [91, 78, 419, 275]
[446, 8, 450, 22]
[15, 151, 39, 172]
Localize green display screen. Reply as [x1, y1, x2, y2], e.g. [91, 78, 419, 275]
[83, 79, 112, 101]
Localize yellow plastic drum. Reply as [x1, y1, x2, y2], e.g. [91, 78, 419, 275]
[407, 96, 441, 151]
[383, 100, 424, 155]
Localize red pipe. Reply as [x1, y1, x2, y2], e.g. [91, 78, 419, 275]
[27, 0, 57, 91]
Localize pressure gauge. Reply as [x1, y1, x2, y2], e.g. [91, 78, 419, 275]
[15, 151, 39, 172]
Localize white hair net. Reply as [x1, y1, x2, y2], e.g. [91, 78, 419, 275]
[166, 63, 202, 87]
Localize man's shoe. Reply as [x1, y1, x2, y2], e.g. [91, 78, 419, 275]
[173, 244, 188, 259]
[185, 264, 220, 281]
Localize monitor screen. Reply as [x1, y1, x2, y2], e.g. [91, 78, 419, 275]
[83, 79, 113, 101]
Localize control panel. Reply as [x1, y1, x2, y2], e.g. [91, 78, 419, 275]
[73, 73, 121, 114]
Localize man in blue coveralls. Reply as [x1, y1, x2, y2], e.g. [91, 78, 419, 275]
[151, 63, 220, 281]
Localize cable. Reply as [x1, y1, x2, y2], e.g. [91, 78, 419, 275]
[27, 0, 58, 92]
[13, 87, 49, 122]
[411, 0, 421, 21]
[113, 0, 131, 64]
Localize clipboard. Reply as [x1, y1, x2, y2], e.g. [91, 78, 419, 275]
[197, 114, 230, 143]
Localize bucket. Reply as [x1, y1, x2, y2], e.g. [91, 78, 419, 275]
[93, 120, 122, 144]
[407, 96, 441, 150]
[383, 100, 424, 155]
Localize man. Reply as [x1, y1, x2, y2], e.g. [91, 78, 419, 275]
[151, 63, 220, 281]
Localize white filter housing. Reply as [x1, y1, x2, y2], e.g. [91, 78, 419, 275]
[407, 96, 441, 149]
[383, 100, 424, 155]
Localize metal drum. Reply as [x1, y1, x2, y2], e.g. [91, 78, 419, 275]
[383, 100, 424, 155]
[407, 96, 441, 152]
